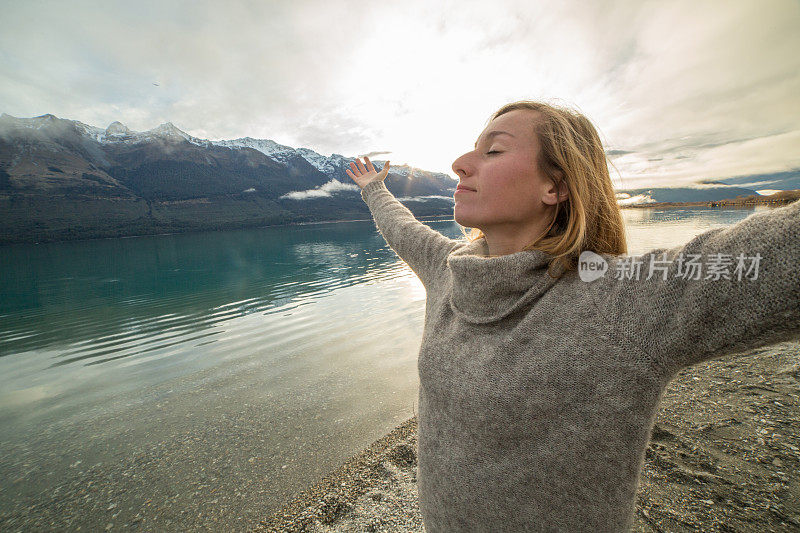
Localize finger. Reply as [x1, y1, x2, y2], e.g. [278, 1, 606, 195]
[346, 169, 355, 179]
[355, 158, 367, 173]
[349, 161, 359, 174]
[365, 156, 375, 172]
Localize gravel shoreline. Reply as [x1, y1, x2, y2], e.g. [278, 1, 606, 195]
[260, 341, 800, 532]
[258, 416, 422, 532]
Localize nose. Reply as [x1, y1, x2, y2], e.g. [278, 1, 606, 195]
[451, 152, 472, 178]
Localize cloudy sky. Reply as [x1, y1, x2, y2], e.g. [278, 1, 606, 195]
[1, 0, 798, 189]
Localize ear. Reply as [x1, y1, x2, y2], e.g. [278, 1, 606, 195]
[542, 178, 569, 206]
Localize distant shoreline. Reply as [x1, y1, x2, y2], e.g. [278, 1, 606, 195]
[620, 189, 800, 209]
[3, 192, 797, 246]
[0, 214, 458, 246]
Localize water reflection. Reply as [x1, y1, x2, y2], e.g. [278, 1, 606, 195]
[623, 206, 764, 255]
[0, 220, 458, 361]
[0, 218, 465, 423]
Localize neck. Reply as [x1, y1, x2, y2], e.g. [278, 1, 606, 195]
[481, 211, 555, 257]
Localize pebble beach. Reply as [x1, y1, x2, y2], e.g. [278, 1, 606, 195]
[260, 341, 800, 532]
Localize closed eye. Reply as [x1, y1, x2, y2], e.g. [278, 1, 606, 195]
[486, 150, 501, 155]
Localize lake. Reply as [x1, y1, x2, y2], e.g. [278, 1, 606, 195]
[0, 205, 774, 530]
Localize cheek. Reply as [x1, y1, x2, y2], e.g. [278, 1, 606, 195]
[498, 183, 543, 218]
[496, 176, 536, 203]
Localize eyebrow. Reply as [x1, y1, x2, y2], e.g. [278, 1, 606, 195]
[474, 130, 515, 148]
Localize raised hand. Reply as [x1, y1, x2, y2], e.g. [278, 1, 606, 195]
[346, 156, 390, 189]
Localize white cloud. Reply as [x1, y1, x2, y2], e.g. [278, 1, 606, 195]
[616, 193, 656, 206]
[280, 179, 359, 200]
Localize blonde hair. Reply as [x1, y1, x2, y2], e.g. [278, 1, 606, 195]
[461, 100, 627, 278]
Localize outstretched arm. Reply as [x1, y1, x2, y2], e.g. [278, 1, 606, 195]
[588, 199, 800, 375]
[347, 157, 460, 290]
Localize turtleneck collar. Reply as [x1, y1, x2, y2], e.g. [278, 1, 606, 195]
[446, 238, 561, 324]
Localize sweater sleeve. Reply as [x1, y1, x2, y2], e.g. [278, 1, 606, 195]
[588, 199, 800, 374]
[360, 179, 460, 290]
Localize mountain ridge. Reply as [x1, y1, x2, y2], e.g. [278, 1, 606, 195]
[0, 113, 457, 243]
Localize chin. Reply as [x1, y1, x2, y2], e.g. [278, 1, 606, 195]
[454, 209, 480, 230]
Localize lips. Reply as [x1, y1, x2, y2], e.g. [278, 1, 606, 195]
[456, 185, 477, 192]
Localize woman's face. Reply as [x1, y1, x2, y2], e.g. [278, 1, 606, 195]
[451, 109, 559, 232]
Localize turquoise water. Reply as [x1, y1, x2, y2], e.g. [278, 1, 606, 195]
[0, 205, 772, 530]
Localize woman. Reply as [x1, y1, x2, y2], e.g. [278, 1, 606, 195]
[346, 100, 799, 532]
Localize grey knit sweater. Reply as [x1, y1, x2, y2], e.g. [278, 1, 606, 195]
[360, 179, 800, 532]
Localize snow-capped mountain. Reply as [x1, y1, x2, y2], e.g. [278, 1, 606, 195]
[212, 137, 296, 161]
[0, 112, 457, 243]
[0, 113, 215, 147]
[0, 113, 66, 131]
[0, 113, 455, 185]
